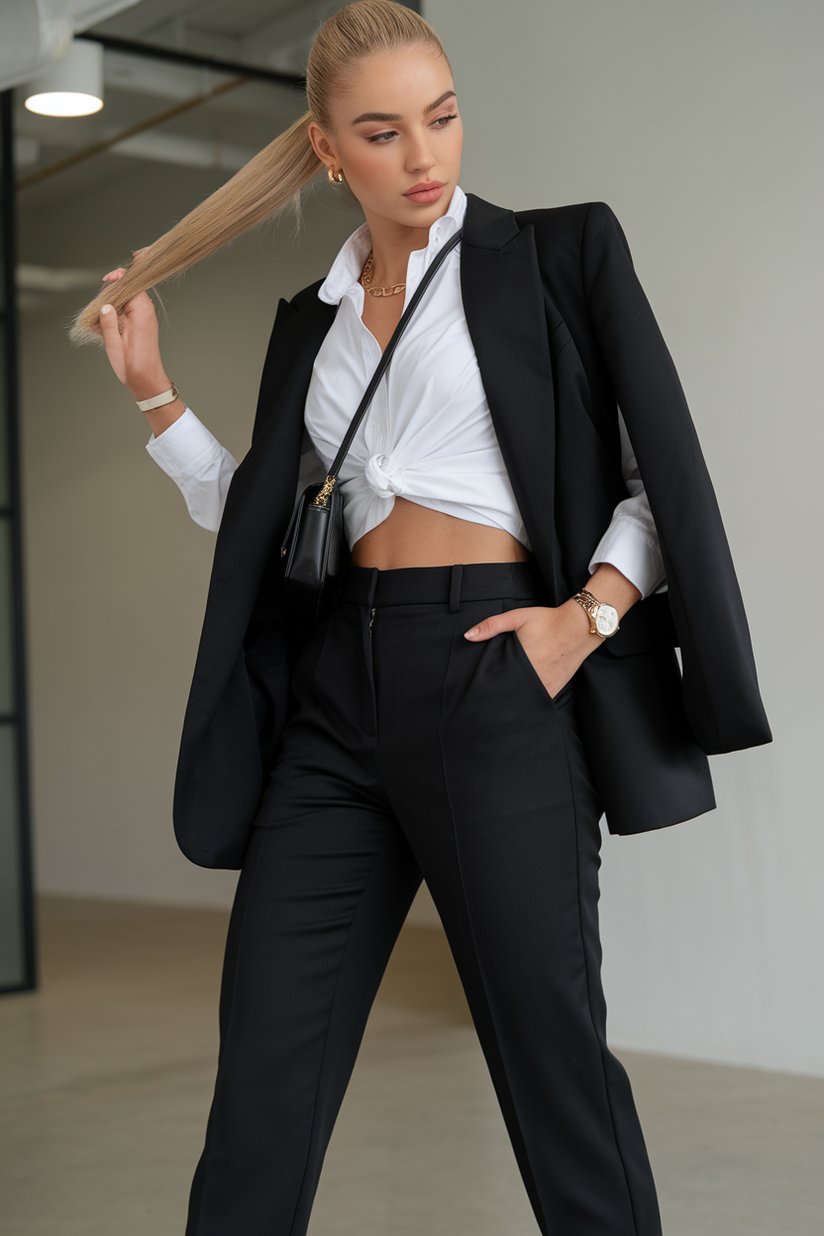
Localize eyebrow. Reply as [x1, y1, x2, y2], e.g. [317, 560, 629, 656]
[351, 90, 456, 125]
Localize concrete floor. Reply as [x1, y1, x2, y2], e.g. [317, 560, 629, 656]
[1, 897, 822, 1235]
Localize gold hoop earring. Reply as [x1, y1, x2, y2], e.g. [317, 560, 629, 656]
[327, 166, 345, 186]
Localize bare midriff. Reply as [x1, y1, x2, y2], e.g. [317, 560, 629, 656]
[350, 496, 531, 571]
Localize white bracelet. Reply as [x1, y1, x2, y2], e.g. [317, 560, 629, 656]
[136, 382, 179, 412]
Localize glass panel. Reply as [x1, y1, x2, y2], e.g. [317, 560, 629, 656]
[0, 92, 9, 509]
[0, 92, 31, 992]
[0, 319, 8, 508]
[0, 517, 13, 713]
[0, 723, 24, 988]
[0, 168, 5, 302]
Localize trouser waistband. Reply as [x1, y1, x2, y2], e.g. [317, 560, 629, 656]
[339, 561, 548, 610]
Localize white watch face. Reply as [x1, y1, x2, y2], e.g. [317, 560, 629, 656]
[595, 604, 619, 637]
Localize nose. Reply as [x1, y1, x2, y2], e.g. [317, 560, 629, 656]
[406, 128, 436, 174]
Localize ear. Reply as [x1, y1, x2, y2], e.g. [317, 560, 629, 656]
[308, 121, 338, 168]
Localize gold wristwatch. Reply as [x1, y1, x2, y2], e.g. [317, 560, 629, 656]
[573, 590, 620, 639]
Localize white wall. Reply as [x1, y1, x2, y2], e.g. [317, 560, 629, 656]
[426, 0, 823, 1073]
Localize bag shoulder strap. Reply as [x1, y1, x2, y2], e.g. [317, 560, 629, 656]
[321, 228, 463, 489]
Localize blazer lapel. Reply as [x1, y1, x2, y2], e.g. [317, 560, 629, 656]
[461, 194, 561, 599]
[208, 293, 335, 616]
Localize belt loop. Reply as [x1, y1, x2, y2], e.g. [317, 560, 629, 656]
[448, 563, 463, 613]
[366, 566, 379, 611]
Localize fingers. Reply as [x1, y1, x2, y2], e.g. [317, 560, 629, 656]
[125, 288, 157, 315]
[99, 304, 126, 382]
[99, 303, 119, 335]
[100, 267, 156, 321]
[102, 250, 145, 282]
[464, 608, 535, 641]
[101, 282, 157, 325]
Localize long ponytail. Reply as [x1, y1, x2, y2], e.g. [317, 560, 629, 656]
[70, 1, 448, 346]
[70, 112, 319, 345]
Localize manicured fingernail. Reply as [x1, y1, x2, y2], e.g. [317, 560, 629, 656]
[100, 304, 113, 314]
[464, 627, 479, 639]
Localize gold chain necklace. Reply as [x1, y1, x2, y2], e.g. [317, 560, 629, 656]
[360, 250, 406, 298]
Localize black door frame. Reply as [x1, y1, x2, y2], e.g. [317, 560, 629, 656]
[1, 88, 36, 995]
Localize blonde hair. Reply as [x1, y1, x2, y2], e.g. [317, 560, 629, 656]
[71, 1, 448, 345]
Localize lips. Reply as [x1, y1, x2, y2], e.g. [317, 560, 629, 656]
[404, 181, 445, 204]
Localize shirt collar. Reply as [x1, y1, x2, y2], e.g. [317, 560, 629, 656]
[318, 184, 467, 306]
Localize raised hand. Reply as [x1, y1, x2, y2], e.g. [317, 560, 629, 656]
[98, 263, 170, 401]
[98, 261, 183, 434]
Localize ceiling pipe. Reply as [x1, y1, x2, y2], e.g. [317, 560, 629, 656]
[82, 33, 305, 90]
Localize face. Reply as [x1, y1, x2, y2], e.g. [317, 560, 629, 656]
[309, 46, 463, 234]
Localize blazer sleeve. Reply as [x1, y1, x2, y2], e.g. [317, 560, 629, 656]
[580, 202, 771, 754]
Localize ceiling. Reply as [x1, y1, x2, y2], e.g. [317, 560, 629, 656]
[13, 0, 355, 213]
[89, 0, 349, 74]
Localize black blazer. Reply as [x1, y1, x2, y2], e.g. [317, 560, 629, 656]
[172, 194, 771, 869]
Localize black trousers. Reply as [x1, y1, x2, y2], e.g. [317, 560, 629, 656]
[186, 562, 662, 1236]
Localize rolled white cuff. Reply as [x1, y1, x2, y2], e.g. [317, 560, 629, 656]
[588, 502, 667, 599]
[145, 407, 238, 532]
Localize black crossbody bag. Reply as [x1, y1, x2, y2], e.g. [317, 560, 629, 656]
[280, 229, 463, 626]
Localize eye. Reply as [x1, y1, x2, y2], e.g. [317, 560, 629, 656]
[367, 129, 398, 143]
[432, 113, 458, 129]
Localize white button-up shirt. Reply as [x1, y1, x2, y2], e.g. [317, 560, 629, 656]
[304, 185, 532, 553]
[147, 186, 665, 596]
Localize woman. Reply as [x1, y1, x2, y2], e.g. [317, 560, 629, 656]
[77, 3, 770, 1233]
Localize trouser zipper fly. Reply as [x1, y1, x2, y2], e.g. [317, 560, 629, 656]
[365, 606, 378, 735]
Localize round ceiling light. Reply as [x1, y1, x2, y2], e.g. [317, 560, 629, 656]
[25, 40, 104, 117]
